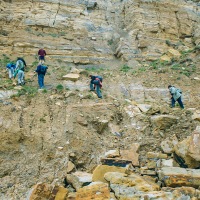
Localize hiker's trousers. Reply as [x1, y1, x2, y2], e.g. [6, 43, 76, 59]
[17, 70, 24, 84]
[171, 97, 184, 109]
[90, 80, 102, 98]
[38, 74, 45, 88]
[8, 68, 14, 79]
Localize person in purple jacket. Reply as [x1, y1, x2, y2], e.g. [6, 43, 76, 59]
[38, 48, 47, 64]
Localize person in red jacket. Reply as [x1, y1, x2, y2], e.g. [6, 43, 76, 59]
[38, 48, 47, 64]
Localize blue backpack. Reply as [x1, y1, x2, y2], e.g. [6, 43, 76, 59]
[6, 63, 16, 69]
[39, 65, 47, 74]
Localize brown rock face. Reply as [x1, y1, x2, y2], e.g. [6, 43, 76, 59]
[0, 1, 200, 200]
[0, 0, 199, 64]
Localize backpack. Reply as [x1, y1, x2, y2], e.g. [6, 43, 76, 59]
[97, 76, 103, 82]
[6, 63, 16, 69]
[176, 88, 182, 94]
[18, 58, 26, 67]
[95, 77, 103, 88]
[17, 60, 24, 70]
[40, 65, 47, 74]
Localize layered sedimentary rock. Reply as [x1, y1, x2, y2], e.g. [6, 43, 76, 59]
[0, 0, 199, 64]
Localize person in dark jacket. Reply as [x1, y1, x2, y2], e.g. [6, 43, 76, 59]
[17, 57, 27, 67]
[15, 57, 26, 71]
[38, 48, 47, 64]
[35, 64, 48, 89]
[89, 75, 103, 98]
[14, 58, 26, 85]
[168, 85, 184, 109]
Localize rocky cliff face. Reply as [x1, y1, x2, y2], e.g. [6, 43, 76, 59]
[0, 0, 200, 200]
[0, 0, 199, 65]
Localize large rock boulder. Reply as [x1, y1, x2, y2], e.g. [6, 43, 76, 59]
[174, 128, 200, 168]
[66, 171, 92, 190]
[92, 165, 127, 183]
[151, 115, 179, 130]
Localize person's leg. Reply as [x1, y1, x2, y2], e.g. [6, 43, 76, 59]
[41, 56, 44, 64]
[41, 74, 44, 88]
[18, 71, 23, 85]
[20, 71, 25, 85]
[96, 84, 102, 98]
[39, 56, 43, 64]
[177, 97, 184, 109]
[11, 68, 14, 78]
[38, 74, 45, 88]
[8, 69, 12, 79]
[171, 97, 176, 107]
[90, 80, 94, 91]
[38, 74, 43, 88]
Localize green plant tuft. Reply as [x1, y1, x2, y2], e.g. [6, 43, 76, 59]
[120, 65, 131, 73]
[12, 86, 38, 97]
[56, 84, 64, 91]
[42, 89, 47, 93]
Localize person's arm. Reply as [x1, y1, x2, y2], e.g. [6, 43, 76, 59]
[13, 69, 19, 78]
[35, 65, 40, 73]
[15, 61, 19, 70]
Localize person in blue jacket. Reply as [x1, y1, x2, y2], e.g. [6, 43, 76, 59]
[168, 85, 184, 109]
[89, 75, 103, 98]
[6, 63, 16, 79]
[35, 64, 48, 89]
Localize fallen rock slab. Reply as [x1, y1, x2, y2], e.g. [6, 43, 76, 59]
[158, 167, 200, 188]
[27, 183, 68, 200]
[62, 73, 80, 81]
[162, 186, 200, 199]
[104, 172, 160, 199]
[66, 171, 92, 190]
[92, 165, 127, 183]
